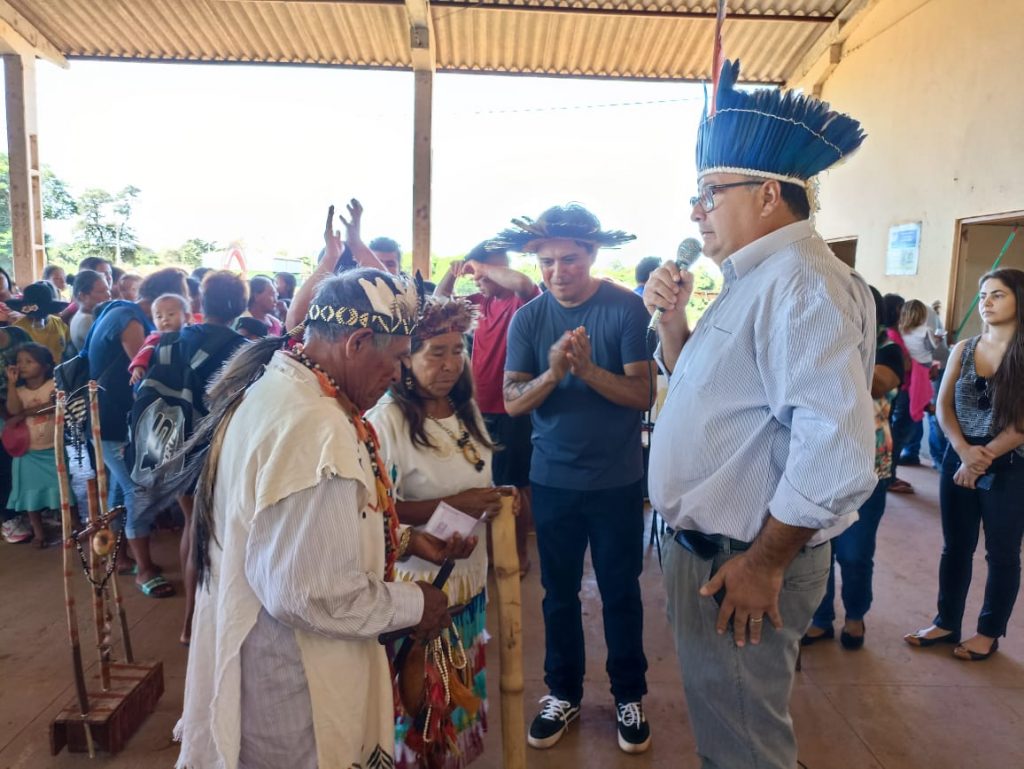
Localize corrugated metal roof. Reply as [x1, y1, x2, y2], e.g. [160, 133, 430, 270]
[12, 0, 851, 83]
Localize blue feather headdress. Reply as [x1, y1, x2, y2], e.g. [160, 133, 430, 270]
[488, 203, 635, 253]
[697, 60, 866, 189]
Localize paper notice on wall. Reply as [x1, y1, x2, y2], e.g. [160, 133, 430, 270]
[424, 501, 480, 540]
[886, 222, 921, 276]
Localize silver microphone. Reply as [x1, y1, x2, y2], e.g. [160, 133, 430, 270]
[648, 237, 702, 332]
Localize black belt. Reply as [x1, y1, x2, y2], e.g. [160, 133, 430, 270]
[668, 528, 751, 560]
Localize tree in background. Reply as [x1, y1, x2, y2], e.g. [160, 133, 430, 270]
[71, 185, 141, 264]
[0, 154, 78, 271]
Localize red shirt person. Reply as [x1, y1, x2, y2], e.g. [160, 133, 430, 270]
[435, 243, 539, 572]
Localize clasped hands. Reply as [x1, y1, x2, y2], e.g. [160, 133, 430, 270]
[953, 443, 996, 489]
[549, 326, 595, 381]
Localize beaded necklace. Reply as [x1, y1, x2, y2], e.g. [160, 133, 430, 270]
[289, 346, 401, 580]
[426, 399, 486, 473]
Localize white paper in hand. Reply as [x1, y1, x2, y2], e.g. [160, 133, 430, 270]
[424, 501, 480, 541]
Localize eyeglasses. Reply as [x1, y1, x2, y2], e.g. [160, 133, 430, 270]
[974, 376, 991, 411]
[689, 181, 765, 213]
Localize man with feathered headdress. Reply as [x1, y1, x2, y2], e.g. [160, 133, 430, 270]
[496, 203, 656, 755]
[645, 60, 878, 768]
[164, 268, 476, 769]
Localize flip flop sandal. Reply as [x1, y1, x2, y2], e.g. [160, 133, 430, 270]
[138, 575, 176, 598]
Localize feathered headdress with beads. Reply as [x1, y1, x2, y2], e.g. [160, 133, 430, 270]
[697, 59, 866, 195]
[488, 203, 635, 253]
[414, 295, 477, 343]
[305, 273, 421, 336]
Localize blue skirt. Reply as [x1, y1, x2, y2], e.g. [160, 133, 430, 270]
[8, 448, 76, 512]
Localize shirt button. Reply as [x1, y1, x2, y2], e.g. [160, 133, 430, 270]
[362, 511, 367, 519]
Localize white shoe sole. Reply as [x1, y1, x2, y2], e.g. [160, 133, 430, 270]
[527, 711, 580, 750]
[617, 731, 652, 754]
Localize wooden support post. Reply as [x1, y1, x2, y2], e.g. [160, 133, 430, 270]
[3, 52, 44, 287]
[491, 494, 526, 769]
[412, 68, 432, 280]
[405, 0, 435, 280]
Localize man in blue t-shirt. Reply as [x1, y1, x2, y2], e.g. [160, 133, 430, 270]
[497, 204, 654, 755]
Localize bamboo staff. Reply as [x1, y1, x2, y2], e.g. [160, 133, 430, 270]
[86, 479, 111, 691]
[55, 391, 96, 758]
[89, 381, 134, 663]
[491, 494, 525, 769]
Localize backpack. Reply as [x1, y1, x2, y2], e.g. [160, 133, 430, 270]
[127, 330, 236, 487]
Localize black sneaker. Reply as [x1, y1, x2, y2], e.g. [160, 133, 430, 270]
[616, 701, 651, 754]
[527, 695, 580, 749]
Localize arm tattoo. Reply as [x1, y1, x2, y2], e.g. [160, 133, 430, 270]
[504, 372, 543, 402]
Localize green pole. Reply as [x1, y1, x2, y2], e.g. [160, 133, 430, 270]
[954, 225, 1018, 340]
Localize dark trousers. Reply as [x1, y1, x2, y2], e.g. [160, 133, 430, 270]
[532, 480, 648, 704]
[812, 478, 888, 627]
[936, 447, 1024, 638]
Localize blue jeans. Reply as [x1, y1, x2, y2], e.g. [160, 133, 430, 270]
[927, 374, 948, 465]
[936, 446, 1024, 638]
[890, 390, 921, 468]
[532, 480, 648, 704]
[99, 439, 151, 539]
[812, 479, 889, 627]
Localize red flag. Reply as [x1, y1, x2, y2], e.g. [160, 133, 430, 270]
[710, 0, 727, 115]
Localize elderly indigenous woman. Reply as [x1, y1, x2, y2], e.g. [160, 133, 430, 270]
[368, 295, 504, 769]
[150, 269, 475, 769]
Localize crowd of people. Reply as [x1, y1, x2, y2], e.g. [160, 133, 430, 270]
[3, 59, 1024, 769]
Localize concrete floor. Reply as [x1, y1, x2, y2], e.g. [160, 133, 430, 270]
[1, 464, 1022, 769]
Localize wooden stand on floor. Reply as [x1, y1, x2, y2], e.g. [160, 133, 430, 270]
[49, 385, 164, 756]
[50, 661, 164, 755]
[491, 494, 526, 769]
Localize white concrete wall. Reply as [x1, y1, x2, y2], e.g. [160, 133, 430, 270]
[793, 0, 1024, 306]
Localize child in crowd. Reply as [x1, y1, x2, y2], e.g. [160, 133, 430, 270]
[5, 343, 73, 547]
[118, 273, 143, 303]
[129, 294, 192, 385]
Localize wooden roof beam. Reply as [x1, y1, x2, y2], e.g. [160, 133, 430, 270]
[0, 1, 67, 68]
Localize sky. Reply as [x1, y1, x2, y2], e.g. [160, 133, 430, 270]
[6, 59, 713, 271]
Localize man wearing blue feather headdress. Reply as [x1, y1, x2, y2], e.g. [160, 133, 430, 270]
[644, 60, 879, 769]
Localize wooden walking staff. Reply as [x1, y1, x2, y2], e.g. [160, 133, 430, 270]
[491, 493, 525, 769]
[87, 479, 112, 691]
[54, 391, 97, 758]
[89, 380, 134, 663]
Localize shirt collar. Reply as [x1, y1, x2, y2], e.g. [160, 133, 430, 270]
[721, 220, 814, 282]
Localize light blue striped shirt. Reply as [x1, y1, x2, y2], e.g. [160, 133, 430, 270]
[649, 220, 878, 546]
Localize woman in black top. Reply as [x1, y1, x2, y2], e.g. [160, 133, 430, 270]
[905, 268, 1024, 660]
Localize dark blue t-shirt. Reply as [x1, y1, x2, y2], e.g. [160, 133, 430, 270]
[87, 302, 153, 442]
[505, 280, 652, 490]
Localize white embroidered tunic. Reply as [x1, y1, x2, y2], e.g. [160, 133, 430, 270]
[176, 353, 423, 769]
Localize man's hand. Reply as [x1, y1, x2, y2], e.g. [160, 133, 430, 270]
[565, 327, 594, 379]
[548, 331, 572, 382]
[129, 366, 146, 386]
[699, 552, 785, 648]
[447, 260, 467, 281]
[410, 530, 478, 565]
[447, 487, 503, 520]
[958, 444, 994, 475]
[643, 262, 694, 329]
[337, 198, 363, 244]
[322, 205, 343, 271]
[412, 581, 451, 642]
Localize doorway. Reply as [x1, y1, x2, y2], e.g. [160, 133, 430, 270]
[827, 237, 858, 268]
[949, 212, 1024, 341]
